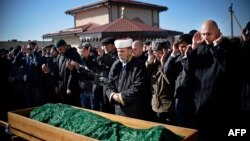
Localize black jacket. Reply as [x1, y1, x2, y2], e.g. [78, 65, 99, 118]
[106, 57, 146, 118]
[57, 48, 83, 97]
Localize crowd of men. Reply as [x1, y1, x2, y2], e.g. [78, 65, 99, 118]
[0, 20, 250, 141]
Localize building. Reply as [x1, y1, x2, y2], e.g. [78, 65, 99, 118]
[43, 0, 183, 47]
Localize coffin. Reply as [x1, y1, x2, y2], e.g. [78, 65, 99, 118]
[8, 106, 198, 141]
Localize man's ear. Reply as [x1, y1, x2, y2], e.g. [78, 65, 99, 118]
[217, 29, 222, 38]
[128, 48, 133, 54]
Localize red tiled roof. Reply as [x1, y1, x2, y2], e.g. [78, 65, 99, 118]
[65, 0, 167, 15]
[84, 18, 166, 34]
[42, 19, 183, 40]
[42, 23, 100, 38]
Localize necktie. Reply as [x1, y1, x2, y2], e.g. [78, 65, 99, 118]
[122, 65, 126, 73]
[118, 65, 126, 91]
[121, 65, 126, 80]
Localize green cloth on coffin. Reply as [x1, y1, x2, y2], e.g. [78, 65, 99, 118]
[30, 103, 184, 141]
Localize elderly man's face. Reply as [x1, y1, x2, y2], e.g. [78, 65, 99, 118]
[117, 48, 132, 63]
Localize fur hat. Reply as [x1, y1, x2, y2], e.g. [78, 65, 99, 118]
[115, 38, 133, 49]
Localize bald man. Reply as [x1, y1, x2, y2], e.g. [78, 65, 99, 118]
[189, 20, 242, 140]
[132, 40, 147, 63]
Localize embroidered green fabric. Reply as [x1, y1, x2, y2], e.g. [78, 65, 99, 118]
[30, 103, 184, 141]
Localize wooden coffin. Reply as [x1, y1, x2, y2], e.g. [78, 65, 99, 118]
[8, 106, 198, 141]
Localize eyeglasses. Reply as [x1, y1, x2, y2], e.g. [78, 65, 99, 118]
[27, 48, 33, 51]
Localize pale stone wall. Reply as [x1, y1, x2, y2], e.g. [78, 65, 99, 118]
[75, 7, 109, 26]
[121, 7, 154, 26]
[152, 10, 159, 27]
[111, 5, 119, 21]
[74, 5, 160, 27]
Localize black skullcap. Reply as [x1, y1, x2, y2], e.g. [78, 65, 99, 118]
[144, 40, 152, 46]
[152, 40, 168, 51]
[52, 46, 59, 53]
[178, 34, 192, 45]
[101, 37, 115, 45]
[55, 39, 67, 48]
[9, 47, 14, 52]
[189, 29, 197, 38]
[79, 42, 92, 49]
[13, 45, 21, 56]
[44, 44, 54, 49]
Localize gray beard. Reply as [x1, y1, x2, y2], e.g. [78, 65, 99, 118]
[119, 58, 127, 63]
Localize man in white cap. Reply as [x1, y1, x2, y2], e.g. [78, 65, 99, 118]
[106, 38, 147, 119]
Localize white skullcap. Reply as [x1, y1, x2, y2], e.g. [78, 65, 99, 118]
[115, 38, 133, 49]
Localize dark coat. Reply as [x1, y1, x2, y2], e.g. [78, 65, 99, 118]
[57, 48, 83, 97]
[147, 60, 175, 113]
[164, 54, 192, 99]
[13, 51, 44, 88]
[164, 54, 195, 127]
[78, 55, 98, 92]
[97, 50, 118, 80]
[97, 50, 118, 104]
[106, 57, 146, 118]
[189, 38, 242, 131]
[241, 40, 250, 111]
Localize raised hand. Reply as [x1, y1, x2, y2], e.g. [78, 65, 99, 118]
[41, 63, 51, 74]
[147, 45, 155, 64]
[213, 33, 223, 46]
[184, 45, 191, 57]
[160, 48, 168, 65]
[192, 32, 203, 49]
[96, 46, 104, 56]
[241, 28, 250, 42]
[172, 42, 180, 56]
[66, 60, 74, 71]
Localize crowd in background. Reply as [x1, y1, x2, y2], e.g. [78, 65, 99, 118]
[0, 20, 250, 141]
